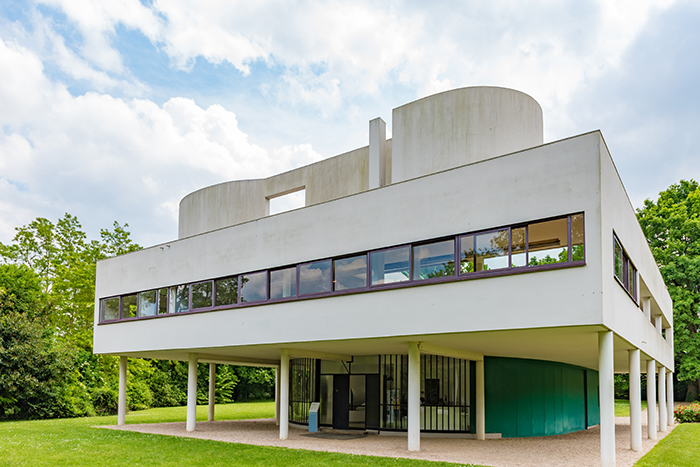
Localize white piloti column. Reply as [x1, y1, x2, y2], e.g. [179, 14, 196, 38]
[599, 331, 615, 467]
[647, 359, 657, 440]
[476, 359, 485, 440]
[280, 349, 289, 440]
[667, 371, 674, 426]
[658, 366, 667, 431]
[275, 366, 280, 426]
[117, 356, 127, 426]
[208, 363, 216, 422]
[407, 342, 421, 452]
[186, 353, 198, 432]
[629, 349, 642, 451]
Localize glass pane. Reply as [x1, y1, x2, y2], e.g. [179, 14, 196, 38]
[475, 229, 509, 271]
[334, 255, 367, 291]
[627, 261, 634, 292]
[270, 267, 297, 299]
[240, 271, 267, 303]
[121, 294, 137, 318]
[459, 235, 475, 274]
[614, 239, 623, 279]
[158, 288, 168, 314]
[528, 218, 569, 266]
[191, 281, 213, 309]
[215, 277, 238, 306]
[413, 240, 455, 280]
[139, 290, 157, 317]
[174, 285, 189, 313]
[299, 260, 332, 295]
[571, 214, 584, 261]
[371, 247, 410, 285]
[511, 227, 527, 268]
[103, 297, 120, 321]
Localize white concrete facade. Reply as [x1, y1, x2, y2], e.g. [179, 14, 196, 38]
[94, 87, 673, 467]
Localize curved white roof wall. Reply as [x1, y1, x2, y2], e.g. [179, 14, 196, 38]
[179, 86, 543, 239]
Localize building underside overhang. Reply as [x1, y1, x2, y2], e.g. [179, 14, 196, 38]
[104, 324, 654, 373]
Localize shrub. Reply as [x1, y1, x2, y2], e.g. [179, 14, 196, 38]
[674, 403, 700, 423]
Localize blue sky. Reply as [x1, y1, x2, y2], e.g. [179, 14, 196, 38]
[0, 0, 698, 247]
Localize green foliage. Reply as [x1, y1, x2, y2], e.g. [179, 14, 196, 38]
[0, 309, 90, 420]
[637, 180, 700, 397]
[674, 403, 700, 423]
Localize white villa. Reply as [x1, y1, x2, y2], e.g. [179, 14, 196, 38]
[94, 87, 674, 467]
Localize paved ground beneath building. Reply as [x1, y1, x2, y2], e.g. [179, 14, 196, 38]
[100, 414, 675, 467]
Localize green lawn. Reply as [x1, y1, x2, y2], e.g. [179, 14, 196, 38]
[2, 401, 694, 467]
[615, 399, 648, 417]
[635, 423, 700, 467]
[0, 402, 479, 467]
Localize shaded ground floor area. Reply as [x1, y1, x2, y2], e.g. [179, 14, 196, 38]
[101, 413, 675, 467]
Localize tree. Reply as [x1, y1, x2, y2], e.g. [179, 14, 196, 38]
[0, 264, 91, 420]
[637, 179, 700, 400]
[0, 214, 140, 348]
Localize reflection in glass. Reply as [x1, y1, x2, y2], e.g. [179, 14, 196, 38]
[413, 240, 455, 280]
[191, 281, 213, 309]
[475, 229, 509, 271]
[299, 260, 331, 295]
[139, 290, 157, 316]
[215, 277, 238, 306]
[334, 255, 367, 291]
[103, 297, 120, 320]
[571, 214, 584, 261]
[528, 218, 569, 266]
[173, 285, 189, 313]
[121, 294, 137, 318]
[158, 288, 168, 314]
[240, 271, 267, 302]
[459, 235, 475, 274]
[270, 267, 297, 299]
[511, 227, 526, 267]
[371, 247, 410, 285]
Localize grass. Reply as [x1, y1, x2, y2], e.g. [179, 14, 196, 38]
[615, 399, 648, 417]
[0, 402, 481, 467]
[634, 423, 700, 467]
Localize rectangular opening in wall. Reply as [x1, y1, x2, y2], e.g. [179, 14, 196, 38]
[268, 187, 306, 215]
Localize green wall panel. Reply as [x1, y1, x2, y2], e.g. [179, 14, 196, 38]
[484, 357, 598, 438]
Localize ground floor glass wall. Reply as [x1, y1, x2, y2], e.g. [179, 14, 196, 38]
[379, 354, 471, 433]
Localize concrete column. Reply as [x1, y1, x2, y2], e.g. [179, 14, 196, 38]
[369, 117, 387, 189]
[117, 356, 127, 426]
[476, 359, 486, 440]
[280, 349, 289, 440]
[186, 353, 198, 432]
[629, 349, 642, 451]
[658, 366, 667, 431]
[275, 366, 280, 426]
[598, 331, 616, 467]
[647, 359, 657, 440]
[407, 342, 420, 452]
[665, 326, 673, 346]
[642, 297, 651, 321]
[667, 371, 674, 426]
[654, 315, 662, 334]
[208, 363, 216, 422]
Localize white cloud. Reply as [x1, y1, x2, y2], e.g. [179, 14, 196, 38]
[0, 36, 323, 245]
